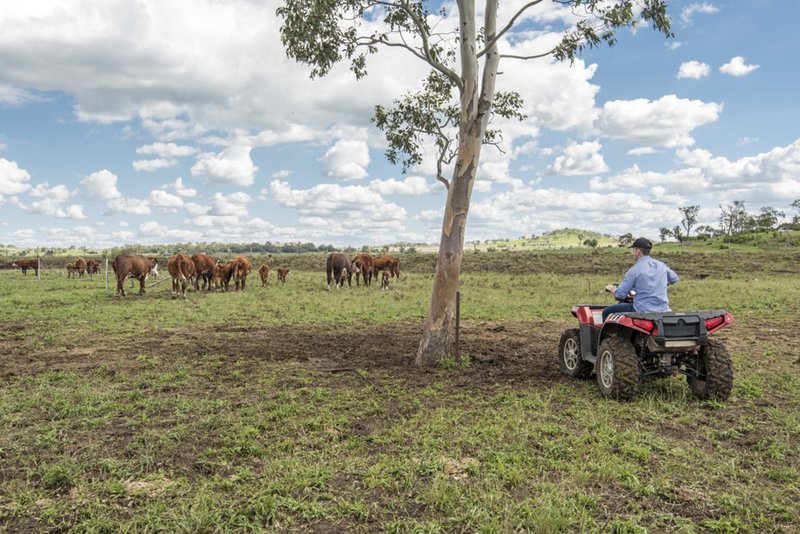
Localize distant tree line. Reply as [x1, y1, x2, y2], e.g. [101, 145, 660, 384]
[657, 200, 800, 244]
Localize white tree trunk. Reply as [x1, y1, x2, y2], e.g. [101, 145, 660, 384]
[416, 0, 499, 366]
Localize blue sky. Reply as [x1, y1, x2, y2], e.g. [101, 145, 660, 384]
[1, 0, 798, 249]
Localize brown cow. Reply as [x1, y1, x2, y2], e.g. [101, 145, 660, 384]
[277, 267, 290, 283]
[380, 270, 390, 290]
[168, 253, 195, 299]
[352, 253, 374, 287]
[66, 262, 77, 278]
[373, 255, 400, 279]
[75, 257, 88, 279]
[11, 259, 39, 275]
[230, 256, 251, 291]
[259, 264, 270, 286]
[213, 260, 233, 291]
[86, 259, 101, 278]
[111, 254, 159, 297]
[327, 252, 359, 290]
[192, 253, 216, 291]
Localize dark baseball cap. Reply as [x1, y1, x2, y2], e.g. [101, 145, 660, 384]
[630, 237, 652, 250]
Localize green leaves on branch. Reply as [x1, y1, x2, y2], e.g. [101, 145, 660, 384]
[553, 0, 672, 63]
[373, 71, 524, 185]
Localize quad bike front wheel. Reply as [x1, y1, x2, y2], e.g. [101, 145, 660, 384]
[558, 329, 593, 378]
[687, 339, 734, 401]
[596, 336, 641, 401]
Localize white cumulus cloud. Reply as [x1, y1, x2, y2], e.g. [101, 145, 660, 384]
[133, 158, 178, 172]
[681, 3, 720, 25]
[546, 141, 609, 176]
[677, 60, 710, 79]
[719, 56, 760, 77]
[0, 158, 32, 194]
[319, 139, 370, 181]
[191, 145, 258, 186]
[595, 95, 722, 148]
[369, 175, 434, 196]
[81, 169, 122, 200]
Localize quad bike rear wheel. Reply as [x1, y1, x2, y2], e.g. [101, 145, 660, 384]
[596, 336, 641, 401]
[558, 329, 593, 378]
[687, 339, 734, 401]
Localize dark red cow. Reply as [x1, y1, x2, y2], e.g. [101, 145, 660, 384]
[259, 264, 270, 286]
[111, 254, 159, 297]
[75, 257, 88, 279]
[192, 253, 217, 291]
[11, 259, 40, 275]
[213, 261, 233, 291]
[277, 267, 290, 283]
[352, 253, 374, 287]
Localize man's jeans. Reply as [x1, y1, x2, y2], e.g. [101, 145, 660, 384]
[602, 302, 635, 322]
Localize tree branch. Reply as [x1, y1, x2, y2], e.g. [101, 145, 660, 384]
[372, 0, 462, 90]
[477, 0, 546, 59]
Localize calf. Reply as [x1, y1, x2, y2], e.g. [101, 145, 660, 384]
[327, 252, 359, 290]
[111, 254, 159, 297]
[11, 259, 39, 275]
[231, 256, 252, 291]
[277, 267, 290, 283]
[66, 262, 77, 278]
[259, 264, 270, 286]
[168, 253, 195, 299]
[381, 270, 390, 290]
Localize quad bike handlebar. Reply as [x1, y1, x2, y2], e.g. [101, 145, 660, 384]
[605, 284, 635, 303]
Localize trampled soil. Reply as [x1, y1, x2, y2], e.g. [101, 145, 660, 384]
[1, 316, 788, 393]
[0, 319, 567, 388]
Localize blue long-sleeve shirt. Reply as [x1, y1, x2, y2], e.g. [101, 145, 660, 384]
[615, 255, 679, 312]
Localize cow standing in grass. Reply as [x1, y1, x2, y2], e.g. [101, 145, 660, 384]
[277, 267, 290, 283]
[11, 259, 39, 275]
[111, 254, 159, 297]
[66, 263, 77, 278]
[168, 254, 195, 299]
[85, 259, 101, 279]
[352, 253, 374, 287]
[373, 255, 400, 280]
[259, 264, 270, 286]
[213, 261, 233, 291]
[231, 256, 251, 291]
[192, 253, 217, 291]
[327, 252, 359, 290]
[75, 257, 88, 279]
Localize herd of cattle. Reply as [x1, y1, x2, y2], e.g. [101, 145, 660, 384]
[10, 252, 401, 299]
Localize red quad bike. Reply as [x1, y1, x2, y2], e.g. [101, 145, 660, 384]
[558, 288, 735, 401]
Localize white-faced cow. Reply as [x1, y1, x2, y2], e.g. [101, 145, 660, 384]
[11, 259, 39, 275]
[191, 253, 216, 291]
[259, 264, 270, 286]
[168, 253, 195, 299]
[231, 256, 252, 291]
[213, 260, 233, 291]
[352, 253, 374, 287]
[327, 252, 359, 290]
[112, 254, 159, 297]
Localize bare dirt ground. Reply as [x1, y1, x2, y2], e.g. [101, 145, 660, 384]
[1, 317, 791, 391]
[0, 319, 565, 388]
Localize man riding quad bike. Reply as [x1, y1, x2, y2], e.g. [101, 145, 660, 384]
[558, 237, 734, 401]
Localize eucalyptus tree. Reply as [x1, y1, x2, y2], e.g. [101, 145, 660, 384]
[278, 0, 672, 366]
